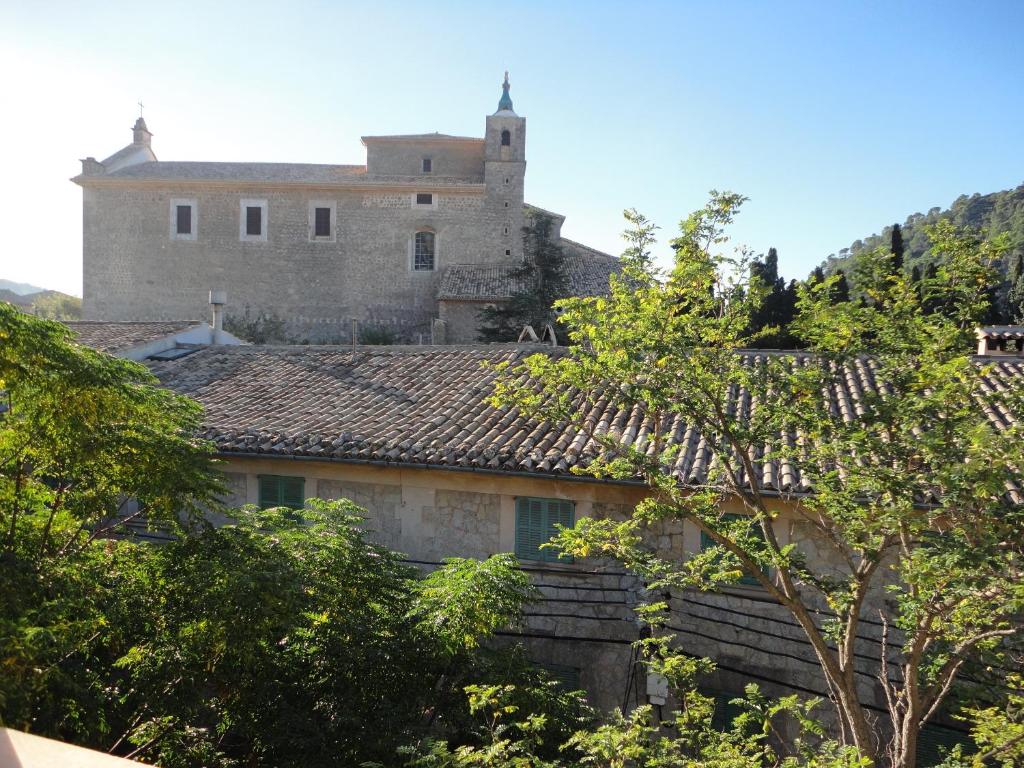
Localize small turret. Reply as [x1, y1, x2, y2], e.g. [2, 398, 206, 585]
[93, 112, 158, 174]
[132, 117, 153, 148]
[496, 71, 515, 115]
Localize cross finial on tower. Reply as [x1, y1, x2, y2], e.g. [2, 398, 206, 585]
[138, 100, 144, 118]
[496, 71, 514, 113]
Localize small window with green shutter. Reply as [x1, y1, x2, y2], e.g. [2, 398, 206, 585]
[258, 475, 305, 510]
[916, 723, 974, 766]
[700, 513, 769, 587]
[539, 663, 581, 692]
[515, 497, 574, 563]
[703, 689, 745, 731]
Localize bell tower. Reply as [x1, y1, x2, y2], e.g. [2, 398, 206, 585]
[484, 72, 526, 263]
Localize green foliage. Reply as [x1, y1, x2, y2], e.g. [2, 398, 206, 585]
[223, 308, 291, 344]
[490, 194, 1024, 767]
[0, 308, 568, 766]
[360, 323, 399, 345]
[477, 212, 569, 343]
[821, 183, 1024, 323]
[938, 675, 1024, 768]
[0, 290, 81, 320]
[2, 495, 549, 766]
[748, 247, 799, 348]
[411, 554, 536, 655]
[0, 302, 222, 557]
[398, 655, 870, 768]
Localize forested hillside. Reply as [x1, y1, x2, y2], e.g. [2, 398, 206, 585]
[0, 287, 81, 319]
[819, 183, 1024, 322]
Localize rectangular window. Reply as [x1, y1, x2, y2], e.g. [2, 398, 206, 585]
[257, 475, 305, 510]
[314, 207, 331, 237]
[246, 206, 262, 236]
[702, 689, 744, 731]
[169, 198, 197, 240]
[422, 157, 432, 173]
[176, 204, 192, 235]
[700, 513, 768, 587]
[917, 723, 973, 766]
[515, 497, 574, 563]
[416, 193, 433, 205]
[539, 663, 581, 693]
[239, 199, 268, 242]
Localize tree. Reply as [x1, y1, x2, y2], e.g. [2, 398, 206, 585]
[833, 270, 851, 303]
[748, 247, 799, 348]
[1008, 253, 1024, 324]
[0, 308, 579, 766]
[0, 303, 223, 742]
[399, 656, 869, 767]
[478, 212, 568, 342]
[891, 223, 905, 274]
[491, 194, 1024, 767]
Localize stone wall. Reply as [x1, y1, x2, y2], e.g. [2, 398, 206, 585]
[365, 139, 485, 178]
[438, 299, 493, 343]
[82, 182, 524, 342]
[216, 457, 894, 720]
[80, 111, 529, 343]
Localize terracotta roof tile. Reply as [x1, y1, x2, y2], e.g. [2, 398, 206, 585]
[67, 320, 199, 354]
[149, 345, 1024, 499]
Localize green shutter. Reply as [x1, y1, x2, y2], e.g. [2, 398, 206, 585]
[701, 514, 767, 586]
[541, 663, 581, 692]
[281, 476, 305, 508]
[709, 690, 744, 731]
[547, 500, 574, 563]
[516, 498, 546, 560]
[916, 723, 973, 766]
[258, 475, 305, 510]
[515, 498, 575, 562]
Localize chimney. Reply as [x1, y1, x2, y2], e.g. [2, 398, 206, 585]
[209, 289, 227, 343]
[80, 156, 106, 176]
[975, 326, 1024, 356]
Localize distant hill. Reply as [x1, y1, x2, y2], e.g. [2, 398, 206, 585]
[0, 279, 47, 295]
[0, 288, 81, 320]
[822, 184, 1024, 277]
[819, 183, 1024, 322]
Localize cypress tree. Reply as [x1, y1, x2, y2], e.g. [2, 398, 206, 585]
[890, 223, 905, 273]
[833, 270, 851, 304]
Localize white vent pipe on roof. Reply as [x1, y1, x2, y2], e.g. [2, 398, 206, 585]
[209, 289, 226, 344]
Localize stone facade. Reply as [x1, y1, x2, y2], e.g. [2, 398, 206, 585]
[73, 78, 611, 343]
[212, 455, 894, 718]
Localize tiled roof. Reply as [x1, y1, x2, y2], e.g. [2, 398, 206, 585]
[361, 133, 484, 144]
[104, 162, 366, 183]
[438, 265, 530, 301]
[978, 325, 1024, 340]
[66, 320, 199, 354]
[148, 345, 1024, 497]
[83, 162, 484, 187]
[439, 242, 621, 301]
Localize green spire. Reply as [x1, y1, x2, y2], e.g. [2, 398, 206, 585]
[497, 71, 514, 112]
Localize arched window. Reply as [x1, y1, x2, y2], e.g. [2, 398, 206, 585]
[500, 129, 511, 147]
[414, 231, 435, 271]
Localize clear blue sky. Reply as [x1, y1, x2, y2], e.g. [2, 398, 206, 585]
[2, 0, 1022, 296]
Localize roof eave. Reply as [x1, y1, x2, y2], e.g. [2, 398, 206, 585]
[71, 177, 487, 193]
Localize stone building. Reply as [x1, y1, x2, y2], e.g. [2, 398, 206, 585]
[73, 76, 618, 343]
[58, 319, 1022, 761]
[136, 337, 1023, 739]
